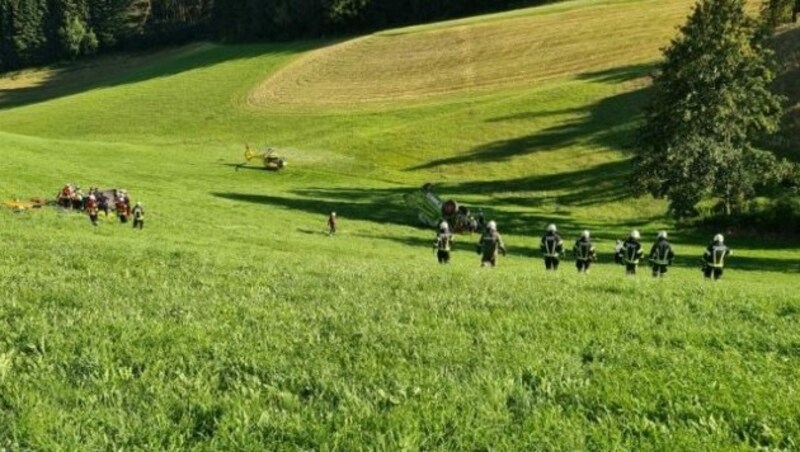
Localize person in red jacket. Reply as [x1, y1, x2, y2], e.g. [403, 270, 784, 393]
[115, 195, 129, 224]
[58, 184, 73, 209]
[85, 195, 99, 226]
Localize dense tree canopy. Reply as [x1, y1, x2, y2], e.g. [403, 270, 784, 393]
[633, 0, 789, 218]
[0, 0, 558, 72]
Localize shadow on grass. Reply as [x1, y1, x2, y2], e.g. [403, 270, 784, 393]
[0, 41, 318, 110]
[407, 64, 653, 171]
[443, 160, 632, 208]
[213, 190, 415, 229]
[221, 163, 283, 172]
[212, 185, 658, 238]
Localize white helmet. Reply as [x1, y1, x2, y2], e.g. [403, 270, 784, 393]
[714, 234, 724, 243]
[439, 221, 449, 231]
[581, 230, 590, 238]
[630, 230, 641, 240]
[487, 220, 497, 231]
[658, 231, 668, 239]
[331, 212, 336, 217]
[547, 224, 557, 232]
[136, 201, 142, 207]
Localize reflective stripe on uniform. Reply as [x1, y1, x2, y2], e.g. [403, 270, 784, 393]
[543, 236, 561, 257]
[710, 246, 727, 268]
[623, 243, 640, 264]
[651, 243, 671, 265]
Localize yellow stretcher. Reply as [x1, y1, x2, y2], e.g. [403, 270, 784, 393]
[2, 198, 48, 211]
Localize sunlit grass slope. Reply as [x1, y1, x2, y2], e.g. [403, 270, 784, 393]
[250, 0, 699, 109]
[0, 0, 799, 449]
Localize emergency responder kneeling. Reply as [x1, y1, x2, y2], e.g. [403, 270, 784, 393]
[540, 224, 564, 271]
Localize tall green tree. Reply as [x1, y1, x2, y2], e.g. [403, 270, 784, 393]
[633, 0, 786, 217]
[8, 0, 48, 67]
[761, 0, 796, 28]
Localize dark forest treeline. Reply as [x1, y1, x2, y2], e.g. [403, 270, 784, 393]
[0, 0, 558, 72]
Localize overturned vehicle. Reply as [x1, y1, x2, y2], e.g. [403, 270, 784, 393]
[404, 183, 479, 233]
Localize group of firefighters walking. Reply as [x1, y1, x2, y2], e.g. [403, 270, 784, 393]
[58, 184, 145, 229]
[433, 221, 732, 279]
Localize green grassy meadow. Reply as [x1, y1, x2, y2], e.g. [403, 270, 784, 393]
[1, 0, 799, 448]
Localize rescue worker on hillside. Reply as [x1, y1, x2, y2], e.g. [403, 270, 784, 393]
[85, 194, 99, 227]
[613, 240, 623, 265]
[59, 183, 73, 209]
[72, 187, 85, 211]
[618, 230, 644, 275]
[97, 192, 110, 217]
[327, 212, 337, 236]
[540, 224, 564, 271]
[477, 220, 506, 267]
[115, 195, 129, 224]
[433, 221, 453, 264]
[573, 230, 596, 273]
[703, 234, 732, 280]
[649, 231, 675, 277]
[132, 202, 145, 230]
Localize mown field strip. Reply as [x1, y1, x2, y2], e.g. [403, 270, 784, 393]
[249, 0, 697, 109]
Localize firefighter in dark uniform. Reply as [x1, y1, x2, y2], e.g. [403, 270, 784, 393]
[618, 230, 644, 275]
[573, 230, 596, 273]
[477, 221, 506, 267]
[649, 231, 675, 277]
[703, 234, 732, 280]
[540, 224, 564, 271]
[132, 202, 145, 230]
[434, 221, 453, 264]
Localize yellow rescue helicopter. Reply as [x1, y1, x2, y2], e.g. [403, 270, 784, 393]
[237, 145, 287, 171]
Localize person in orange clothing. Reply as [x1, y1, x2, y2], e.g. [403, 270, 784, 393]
[85, 195, 99, 226]
[115, 195, 129, 224]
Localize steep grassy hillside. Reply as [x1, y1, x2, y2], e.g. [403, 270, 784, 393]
[0, 0, 798, 449]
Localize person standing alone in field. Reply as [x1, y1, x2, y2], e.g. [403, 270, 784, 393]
[477, 220, 506, 267]
[327, 212, 337, 236]
[649, 231, 675, 277]
[540, 224, 564, 271]
[619, 230, 644, 275]
[703, 234, 732, 280]
[132, 202, 145, 230]
[433, 221, 453, 264]
[573, 230, 596, 273]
